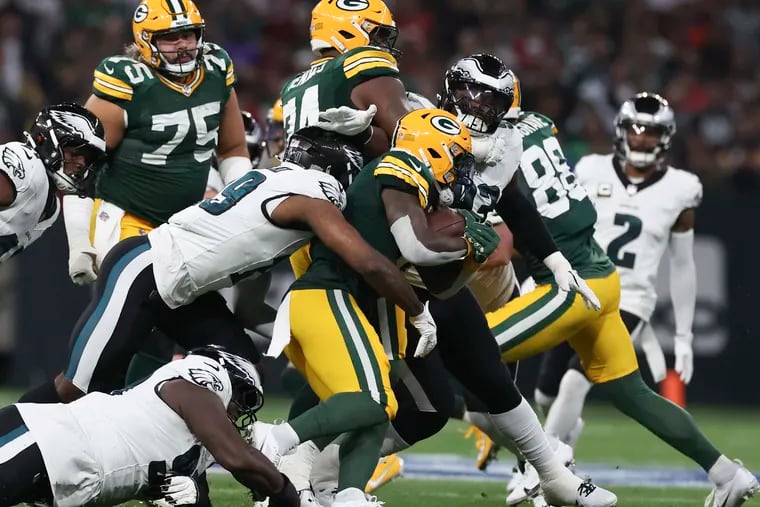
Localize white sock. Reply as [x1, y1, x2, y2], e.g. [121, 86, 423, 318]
[311, 443, 340, 486]
[279, 441, 320, 490]
[533, 388, 556, 419]
[272, 422, 300, 453]
[380, 424, 411, 456]
[543, 369, 592, 443]
[464, 409, 522, 459]
[488, 398, 565, 480]
[708, 455, 740, 487]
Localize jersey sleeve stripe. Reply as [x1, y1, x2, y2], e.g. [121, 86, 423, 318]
[374, 165, 429, 208]
[225, 62, 235, 87]
[343, 49, 397, 68]
[93, 71, 133, 93]
[93, 79, 133, 101]
[344, 58, 399, 79]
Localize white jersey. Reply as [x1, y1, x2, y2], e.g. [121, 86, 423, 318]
[17, 355, 228, 506]
[0, 141, 59, 262]
[575, 153, 702, 320]
[150, 163, 346, 308]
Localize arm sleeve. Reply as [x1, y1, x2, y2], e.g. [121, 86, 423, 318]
[62, 194, 95, 253]
[494, 183, 558, 261]
[668, 229, 696, 340]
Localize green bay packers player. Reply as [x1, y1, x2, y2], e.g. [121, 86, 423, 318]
[252, 109, 500, 507]
[64, 0, 251, 285]
[442, 64, 757, 507]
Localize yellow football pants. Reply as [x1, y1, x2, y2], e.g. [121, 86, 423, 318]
[487, 270, 638, 384]
[285, 288, 398, 419]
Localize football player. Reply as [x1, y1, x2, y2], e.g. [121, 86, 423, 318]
[0, 103, 105, 263]
[444, 64, 757, 507]
[0, 346, 299, 507]
[64, 0, 252, 287]
[253, 109, 501, 507]
[19, 130, 433, 414]
[263, 98, 286, 166]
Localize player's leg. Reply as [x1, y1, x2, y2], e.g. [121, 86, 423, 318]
[20, 236, 158, 403]
[533, 341, 575, 417]
[0, 406, 53, 505]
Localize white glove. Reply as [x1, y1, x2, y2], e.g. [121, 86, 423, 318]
[315, 104, 377, 136]
[470, 126, 521, 167]
[543, 252, 601, 311]
[68, 247, 98, 286]
[150, 475, 200, 506]
[408, 301, 437, 358]
[673, 333, 694, 384]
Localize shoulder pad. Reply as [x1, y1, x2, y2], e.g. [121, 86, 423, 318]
[374, 149, 432, 208]
[673, 168, 703, 209]
[0, 142, 44, 194]
[170, 354, 233, 406]
[341, 46, 399, 80]
[92, 56, 150, 102]
[201, 43, 235, 87]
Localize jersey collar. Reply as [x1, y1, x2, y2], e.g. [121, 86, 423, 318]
[612, 156, 667, 195]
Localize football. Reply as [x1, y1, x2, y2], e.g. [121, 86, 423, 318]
[426, 208, 465, 236]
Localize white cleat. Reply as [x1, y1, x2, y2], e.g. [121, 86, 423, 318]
[507, 465, 524, 493]
[331, 487, 384, 507]
[705, 462, 760, 507]
[299, 487, 323, 507]
[506, 463, 539, 505]
[313, 480, 337, 507]
[542, 475, 617, 507]
[248, 421, 296, 467]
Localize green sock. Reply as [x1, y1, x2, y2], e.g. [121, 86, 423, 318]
[124, 352, 168, 386]
[289, 392, 388, 443]
[287, 383, 320, 420]
[338, 422, 388, 491]
[596, 370, 720, 470]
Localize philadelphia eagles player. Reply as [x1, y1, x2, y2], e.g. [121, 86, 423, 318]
[64, 0, 251, 286]
[0, 346, 299, 507]
[445, 63, 757, 507]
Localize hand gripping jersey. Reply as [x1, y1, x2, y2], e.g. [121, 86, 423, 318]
[512, 111, 615, 284]
[92, 43, 236, 226]
[16, 355, 227, 506]
[149, 163, 346, 308]
[575, 153, 703, 320]
[0, 142, 59, 263]
[280, 46, 399, 141]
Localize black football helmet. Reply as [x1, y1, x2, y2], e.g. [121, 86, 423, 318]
[438, 54, 518, 134]
[241, 110, 264, 167]
[614, 92, 676, 168]
[187, 345, 263, 430]
[281, 127, 363, 189]
[25, 102, 107, 197]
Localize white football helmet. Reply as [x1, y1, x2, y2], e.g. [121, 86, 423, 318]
[614, 92, 676, 168]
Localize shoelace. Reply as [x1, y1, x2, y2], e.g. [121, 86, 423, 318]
[577, 480, 597, 497]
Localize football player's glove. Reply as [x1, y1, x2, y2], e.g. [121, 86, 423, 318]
[315, 104, 377, 137]
[408, 301, 437, 358]
[543, 252, 601, 311]
[148, 474, 199, 506]
[68, 247, 98, 286]
[674, 332, 694, 384]
[460, 210, 501, 264]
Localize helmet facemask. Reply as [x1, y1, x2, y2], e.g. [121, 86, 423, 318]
[614, 93, 675, 169]
[146, 25, 205, 77]
[366, 22, 400, 57]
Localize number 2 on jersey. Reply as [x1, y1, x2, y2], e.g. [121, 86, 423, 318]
[607, 213, 642, 268]
[199, 171, 266, 215]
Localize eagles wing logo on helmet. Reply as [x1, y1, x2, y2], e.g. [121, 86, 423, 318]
[189, 368, 224, 392]
[2, 147, 25, 180]
[431, 115, 462, 136]
[47, 110, 106, 151]
[336, 0, 370, 10]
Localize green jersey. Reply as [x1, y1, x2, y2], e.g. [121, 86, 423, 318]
[280, 46, 399, 141]
[513, 111, 614, 283]
[92, 43, 236, 226]
[293, 149, 433, 324]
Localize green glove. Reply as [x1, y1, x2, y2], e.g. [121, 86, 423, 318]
[458, 210, 500, 263]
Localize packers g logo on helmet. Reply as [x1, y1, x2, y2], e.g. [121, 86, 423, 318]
[310, 0, 399, 57]
[393, 108, 473, 185]
[132, 0, 206, 77]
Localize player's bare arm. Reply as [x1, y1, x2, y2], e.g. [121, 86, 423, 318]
[271, 195, 424, 316]
[382, 188, 469, 263]
[495, 178, 558, 261]
[351, 76, 411, 156]
[84, 94, 126, 150]
[216, 89, 249, 160]
[672, 207, 695, 232]
[159, 379, 291, 498]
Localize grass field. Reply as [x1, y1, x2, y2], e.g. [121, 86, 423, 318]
[3, 389, 758, 506]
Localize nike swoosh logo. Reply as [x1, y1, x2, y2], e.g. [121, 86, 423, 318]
[103, 63, 114, 74]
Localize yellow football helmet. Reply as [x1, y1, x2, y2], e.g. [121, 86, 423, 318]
[264, 98, 285, 158]
[393, 108, 474, 185]
[310, 0, 400, 57]
[132, 0, 205, 76]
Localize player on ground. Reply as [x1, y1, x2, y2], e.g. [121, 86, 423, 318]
[253, 109, 501, 507]
[19, 131, 432, 411]
[64, 0, 251, 286]
[447, 67, 757, 507]
[0, 346, 299, 507]
[0, 103, 105, 263]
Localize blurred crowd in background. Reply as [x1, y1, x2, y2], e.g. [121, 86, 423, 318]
[0, 0, 758, 187]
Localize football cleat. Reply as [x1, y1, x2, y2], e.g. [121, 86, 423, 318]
[464, 425, 500, 471]
[506, 464, 525, 493]
[541, 474, 617, 507]
[313, 480, 337, 507]
[332, 487, 385, 507]
[248, 421, 295, 468]
[705, 461, 760, 507]
[366, 454, 404, 493]
[506, 463, 539, 505]
[299, 487, 323, 507]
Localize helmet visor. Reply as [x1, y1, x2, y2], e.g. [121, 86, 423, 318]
[451, 82, 511, 131]
[368, 24, 400, 57]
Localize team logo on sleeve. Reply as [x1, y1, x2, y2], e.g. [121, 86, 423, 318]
[336, 0, 370, 11]
[430, 115, 462, 136]
[2, 147, 25, 180]
[189, 368, 224, 392]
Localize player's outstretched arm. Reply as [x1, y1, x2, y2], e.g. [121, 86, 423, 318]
[159, 379, 298, 505]
[669, 208, 697, 384]
[217, 89, 253, 183]
[84, 94, 125, 151]
[271, 195, 424, 316]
